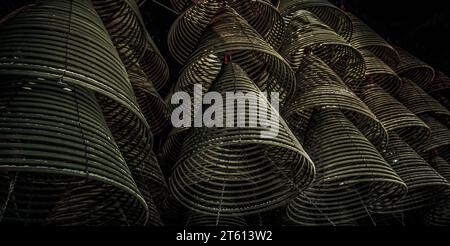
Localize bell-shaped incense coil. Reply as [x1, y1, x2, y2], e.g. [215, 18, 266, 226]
[92, 0, 149, 67]
[0, 79, 148, 225]
[0, 0, 153, 169]
[395, 79, 450, 118]
[394, 46, 435, 89]
[360, 49, 402, 95]
[287, 109, 406, 226]
[427, 71, 450, 111]
[175, 7, 296, 104]
[283, 56, 386, 147]
[169, 63, 315, 216]
[186, 214, 247, 226]
[424, 156, 450, 226]
[280, 10, 365, 91]
[139, 39, 170, 92]
[129, 65, 169, 135]
[371, 133, 449, 213]
[360, 83, 430, 146]
[279, 0, 353, 41]
[417, 114, 450, 156]
[348, 14, 399, 68]
[168, 0, 284, 64]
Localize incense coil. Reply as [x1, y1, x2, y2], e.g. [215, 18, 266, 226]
[175, 7, 296, 104]
[139, 39, 170, 92]
[371, 133, 449, 213]
[283, 56, 387, 147]
[395, 79, 450, 118]
[169, 63, 315, 216]
[360, 49, 402, 95]
[280, 10, 365, 92]
[287, 109, 406, 226]
[349, 14, 399, 68]
[425, 157, 450, 226]
[360, 83, 430, 146]
[0, 79, 148, 225]
[394, 46, 435, 89]
[186, 214, 247, 226]
[92, 0, 148, 67]
[129, 65, 169, 135]
[168, 0, 285, 64]
[279, 0, 353, 41]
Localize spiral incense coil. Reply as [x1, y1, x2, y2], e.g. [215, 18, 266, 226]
[283, 56, 387, 147]
[348, 14, 400, 68]
[395, 79, 450, 118]
[175, 7, 296, 105]
[394, 46, 435, 89]
[360, 49, 402, 95]
[417, 114, 450, 156]
[360, 83, 431, 146]
[128, 65, 169, 135]
[92, 0, 149, 67]
[287, 109, 406, 226]
[139, 39, 170, 92]
[370, 133, 449, 213]
[168, 0, 284, 64]
[424, 157, 450, 226]
[186, 214, 247, 226]
[279, 0, 353, 41]
[169, 63, 315, 216]
[280, 10, 365, 92]
[0, 79, 148, 225]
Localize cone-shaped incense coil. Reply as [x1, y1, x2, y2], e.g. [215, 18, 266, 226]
[425, 157, 450, 226]
[186, 214, 247, 227]
[360, 83, 430, 146]
[279, 0, 353, 41]
[394, 46, 435, 89]
[0, 0, 153, 169]
[348, 14, 399, 68]
[283, 56, 386, 147]
[280, 10, 365, 91]
[92, 0, 149, 67]
[175, 7, 296, 104]
[287, 109, 406, 226]
[395, 79, 450, 118]
[0, 79, 148, 225]
[360, 49, 402, 95]
[169, 63, 315, 216]
[371, 133, 449, 213]
[168, 0, 284, 64]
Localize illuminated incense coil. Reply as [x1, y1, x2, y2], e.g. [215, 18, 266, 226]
[0, 0, 153, 169]
[371, 133, 449, 213]
[287, 109, 406, 226]
[360, 49, 402, 95]
[360, 83, 430, 146]
[394, 46, 435, 89]
[168, 0, 285, 64]
[279, 0, 353, 41]
[169, 63, 315, 216]
[280, 10, 365, 92]
[348, 13, 399, 68]
[283, 56, 387, 147]
[0, 79, 148, 225]
[92, 0, 149, 67]
[175, 7, 296, 105]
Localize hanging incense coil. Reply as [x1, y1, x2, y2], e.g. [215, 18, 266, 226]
[287, 109, 406, 226]
[168, 0, 285, 64]
[128, 65, 169, 135]
[360, 83, 430, 146]
[395, 79, 450, 119]
[279, 0, 353, 41]
[186, 214, 247, 226]
[175, 7, 296, 104]
[139, 39, 170, 92]
[360, 49, 402, 95]
[425, 157, 450, 226]
[427, 71, 450, 111]
[280, 10, 365, 92]
[371, 133, 449, 213]
[0, 79, 148, 225]
[92, 0, 149, 67]
[348, 14, 400, 68]
[394, 46, 435, 89]
[169, 63, 315, 216]
[283, 56, 387, 147]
